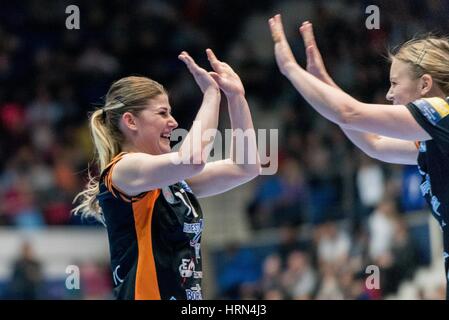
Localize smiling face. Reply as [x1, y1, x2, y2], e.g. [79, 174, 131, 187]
[386, 58, 422, 105]
[122, 93, 178, 155]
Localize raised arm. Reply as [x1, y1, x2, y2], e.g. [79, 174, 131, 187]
[299, 21, 418, 164]
[186, 49, 261, 198]
[269, 14, 430, 143]
[111, 51, 221, 196]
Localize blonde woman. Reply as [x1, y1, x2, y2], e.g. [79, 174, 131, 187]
[269, 14, 449, 297]
[73, 49, 260, 300]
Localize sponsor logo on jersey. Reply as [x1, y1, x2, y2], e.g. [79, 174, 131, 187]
[420, 179, 431, 196]
[183, 220, 204, 234]
[175, 189, 199, 218]
[413, 98, 449, 125]
[186, 284, 203, 300]
[183, 220, 203, 260]
[179, 258, 196, 278]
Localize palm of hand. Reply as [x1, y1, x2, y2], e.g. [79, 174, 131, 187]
[216, 67, 245, 96]
[194, 68, 217, 93]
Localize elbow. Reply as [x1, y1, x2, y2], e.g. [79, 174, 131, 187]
[249, 164, 262, 179]
[188, 153, 207, 174]
[189, 162, 206, 176]
[257, 163, 263, 176]
[367, 149, 390, 162]
[241, 162, 262, 181]
[337, 107, 353, 128]
[359, 142, 384, 162]
[244, 153, 263, 179]
[337, 102, 361, 129]
[364, 149, 382, 161]
[176, 151, 206, 174]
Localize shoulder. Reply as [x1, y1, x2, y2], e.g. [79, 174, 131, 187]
[100, 152, 129, 182]
[407, 97, 449, 126]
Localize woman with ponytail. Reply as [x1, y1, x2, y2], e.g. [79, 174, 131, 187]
[73, 49, 261, 300]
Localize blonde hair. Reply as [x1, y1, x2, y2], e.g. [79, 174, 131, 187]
[389, 35, 449, 95]
[72, 76, 166, 222]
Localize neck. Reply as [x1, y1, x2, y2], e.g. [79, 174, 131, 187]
[121, 142, 158, 155]
[425, 86, 446, 99]
[121, 142, 140, 154]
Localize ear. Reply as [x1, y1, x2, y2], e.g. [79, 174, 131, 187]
[419, 74, 433, 96]
[121, 112, 138, 131]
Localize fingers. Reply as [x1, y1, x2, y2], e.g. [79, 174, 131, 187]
[305, 45, 321, 68]
[206, 48, 221, 72]
[179, 49, 235, 85]
[305, 45, 315, 62]
[206, 48, 227, 73]
[269, 14, 287, 44]
[206, 48, 219, 64]
[178, 51, 192, 64]
[300, 21, 324, 69]
[299, 21, 317, 48]
[178, 51, 201, 74]
[206, 48, 237, 77]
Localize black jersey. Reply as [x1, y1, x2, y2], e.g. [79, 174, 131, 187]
[97, 152, 204, 300]
[406, 97, 449, 294]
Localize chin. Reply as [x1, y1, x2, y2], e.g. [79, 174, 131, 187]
[160, 143, 171, 154]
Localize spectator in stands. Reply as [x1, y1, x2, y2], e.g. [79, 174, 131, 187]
[8, 241, 43, 299]
[281, 250, 317, 299]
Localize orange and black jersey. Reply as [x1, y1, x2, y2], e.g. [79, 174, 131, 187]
[97, 152, 204, 300]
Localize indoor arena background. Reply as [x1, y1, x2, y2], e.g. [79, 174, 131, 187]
[0, 0, 448, 300]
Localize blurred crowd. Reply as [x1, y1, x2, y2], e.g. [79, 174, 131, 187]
[216, 204, 430, 299]
[0, 0, 447, 299]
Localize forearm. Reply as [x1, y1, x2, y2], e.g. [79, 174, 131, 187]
[179, 88, 221, 164]
[341, 128, 418, 164]
[284, 64, 358, 126]
[311, 69, 417, 164]
[340, 128, 381, 158]
[227, 94, 260, 174]
[317, 69, 340, 90]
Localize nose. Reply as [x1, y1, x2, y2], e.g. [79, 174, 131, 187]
[386, 86, 394, 102]
[169, 115, 178, 129]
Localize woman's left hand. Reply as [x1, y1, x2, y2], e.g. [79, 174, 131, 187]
[179, 51, 219, 94]
[206, 49, 245, 97]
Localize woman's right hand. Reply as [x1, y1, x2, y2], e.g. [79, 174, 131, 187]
[179, 51, 219, 93]
[300, 22, 326, 78]
[269, 14, 300, 76]
[299, 21, 338, 88]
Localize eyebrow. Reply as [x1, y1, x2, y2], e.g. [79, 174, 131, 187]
[157, 106, 172, 113]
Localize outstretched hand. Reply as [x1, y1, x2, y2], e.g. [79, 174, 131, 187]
[206, 49, 245, 97]
[299, 21, 330, 82]
[178, 51, 219, 93]
[268, 14, 299, 76]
